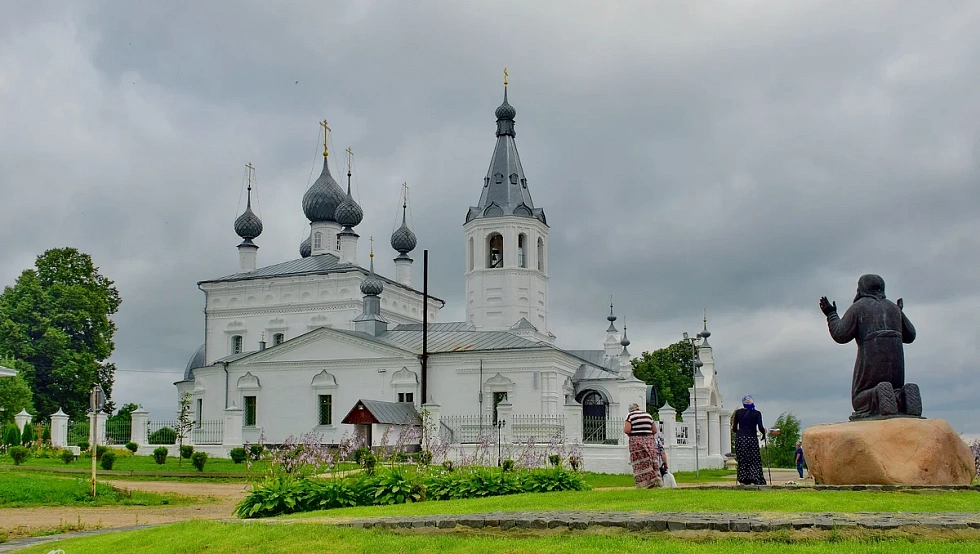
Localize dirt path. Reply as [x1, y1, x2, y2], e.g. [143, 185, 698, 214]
[0, 480, 247, 540]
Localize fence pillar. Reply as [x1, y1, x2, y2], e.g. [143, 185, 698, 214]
[421, 402, 441, 450]
[14, 409, 32, 434]
[130, 408, 149, 446]
[563, 400, 583, 444]
[659, 404, 677, 446]
[707, 409, 721, 457]
[50, 408, 69, 447]
[719, 410, 732, 455]
[222, 403, 243, 447]
[94, 412, 107, 445]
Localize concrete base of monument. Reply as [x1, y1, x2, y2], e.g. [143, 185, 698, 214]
[802, 418, 975, 485]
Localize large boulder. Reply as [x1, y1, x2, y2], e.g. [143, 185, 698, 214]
[802, 418, 975, 485]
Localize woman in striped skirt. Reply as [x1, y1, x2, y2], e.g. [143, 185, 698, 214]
[624, 403, 663, 488]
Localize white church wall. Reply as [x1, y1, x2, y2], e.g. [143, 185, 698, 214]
[201, 272, 441, 365]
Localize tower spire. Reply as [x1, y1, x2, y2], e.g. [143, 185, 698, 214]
[700, 309, 711, 347]
[235, 162, 263, 272]
[245, 162, 254, 206]
[606, 295, 618, 333]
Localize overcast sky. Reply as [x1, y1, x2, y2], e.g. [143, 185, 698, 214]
[1, 1, 977, 436]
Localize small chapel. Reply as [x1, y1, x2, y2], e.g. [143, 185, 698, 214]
[174, 79, 730, 472]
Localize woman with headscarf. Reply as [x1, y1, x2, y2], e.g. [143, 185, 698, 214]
[732, 394, 766, 485]
[624, 402, 662, 488]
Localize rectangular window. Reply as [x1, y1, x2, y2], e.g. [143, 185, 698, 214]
[273, 333, 284, 345]
[244, 396, 257, 426]
[318, 395, 332, 426]
[232, 335, 243, 354]
[493, 391, 507, 424]
[196, 399, 203, 428]
[397, 392, 414, 403]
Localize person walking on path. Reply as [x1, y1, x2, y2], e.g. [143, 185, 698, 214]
[732, 394, 767, 485]
[624, 403, 663, 488]
[795, 441, 807, 479]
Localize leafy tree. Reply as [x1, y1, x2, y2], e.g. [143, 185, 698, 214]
[0, 248, 121, 419]
[108, 402, 139, 425]
[0, 358, 34, 425]
[631, 341, 696, 417]
[20, 421, 35, 445]
[174, 392, 195, 468]
[768, 412, 803, 468]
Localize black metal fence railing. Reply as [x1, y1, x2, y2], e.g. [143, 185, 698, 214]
[191, 420, 224, 445]
[583, 416, 625, 445]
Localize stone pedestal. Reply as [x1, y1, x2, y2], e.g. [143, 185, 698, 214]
[50, 409, 69, 448]
[802, 418, 974, 485]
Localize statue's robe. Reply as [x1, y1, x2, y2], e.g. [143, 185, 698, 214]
[826, 293, 916, 417]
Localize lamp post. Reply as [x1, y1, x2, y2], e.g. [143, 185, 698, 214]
[89, 383, 105, 497]
[682, 331, 705, 477]
[494, 419, 506, 466]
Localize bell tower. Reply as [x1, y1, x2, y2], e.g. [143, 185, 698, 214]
[463, 71, 551, 342]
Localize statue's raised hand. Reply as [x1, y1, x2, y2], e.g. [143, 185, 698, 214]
[819, 296, 837, 316]
[897, 298, 903, 311]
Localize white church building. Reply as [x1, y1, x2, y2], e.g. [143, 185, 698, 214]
[168, 84, 731, 472]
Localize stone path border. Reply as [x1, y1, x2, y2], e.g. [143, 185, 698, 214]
[334, 510, 980, 532]
[0, 525, 159, 553]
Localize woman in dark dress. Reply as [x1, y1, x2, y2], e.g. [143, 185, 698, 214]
[732, 394, 766, 485]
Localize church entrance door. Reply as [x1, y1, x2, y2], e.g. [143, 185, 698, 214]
[582, 391, 607, 443]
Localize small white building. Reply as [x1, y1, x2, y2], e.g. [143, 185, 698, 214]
[171, 84, 729, 472]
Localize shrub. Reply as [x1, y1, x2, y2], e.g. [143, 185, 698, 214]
[520, 467, 589, 493]
[77, 441, 90, 452]
[416, 450, 433, 466]
[100, 451, 117, 470]
[9, 445, 29, 465]
[148, 427, 177, 445]
[153, 446, 168, 465]
[60, 448, 76, 464]
[125, 442, 138, 454]
[352, 447, 370, 464]
[96, 445, 108, 460]
[370, 470, 426, 505]
[229, 447, 247, 464]
[42, 425, 52, 443]
[248, 444, 264, 458]
[360, 452, 377, 475]
[441, 460, 454, 472]
[3, 424, 19, 447]
[568, 454, 582, 472]
[501, 458, 515, 472]
[548, 454, 561, 468]
[20, 423, 36, 445]
[180, 445, 194, 459]
[235, 475, 304, 518]
[191, 451, 208, 472]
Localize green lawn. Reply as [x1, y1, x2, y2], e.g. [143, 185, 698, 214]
[580, 469, 734, 488]
[18, 521, 980, 554]
[0, 470, 190, 508]
[0, 452, 269, 475]
[287, 488, 980, 519]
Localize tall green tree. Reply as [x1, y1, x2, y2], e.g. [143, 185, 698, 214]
[768, 412, 803, 468]
[631, 340, 696, 417]
[0, 358, 34, 425]
[0, 248, 121, 420]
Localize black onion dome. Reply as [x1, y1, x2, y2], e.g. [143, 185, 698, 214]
[335, 189, 363, 228]
[360, 256, 384, 296]
[299, 236, 311, 258]
[234, 204, 263, 240]
[620, 326, 630, 347]
[495, 88, 516, 120]
[302, 159, 346, 223]
[390, 204, 417, 254]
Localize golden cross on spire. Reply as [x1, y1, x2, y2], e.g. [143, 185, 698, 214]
[703, 308, 707, 325]
[503, 67, 509, 87]
[345, 147, 353, 172]
[320, 120, 331, 157]
[369, 236, 374, 259]
[402, 182, 409, 207]
[245, 163, 254, 190]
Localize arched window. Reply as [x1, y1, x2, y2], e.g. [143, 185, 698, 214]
[487, 233, 503, 268]
[273, 333, 285, 345]
[313, 232, 322, 250]
[536, 238, 544, 271]
[468, 237, 474, 271]
[336, 234, 342, 250]
[517, 234, 527, 268]
[232, 335, 243, 355]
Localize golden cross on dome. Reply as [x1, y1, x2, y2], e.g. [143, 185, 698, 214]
[320, 120, 331, 157]
[369, 236, 374, 259]
[402, 182, 409, 206]
[346, 147, 353, 171]
[503, 67, 508, 87]
[245, 163, 254, 190]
